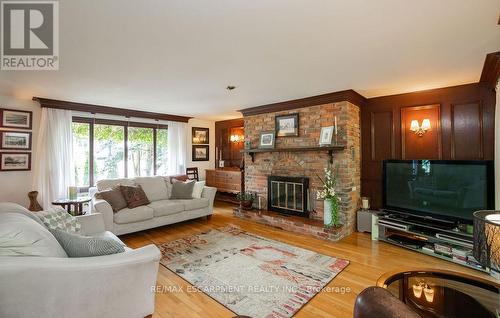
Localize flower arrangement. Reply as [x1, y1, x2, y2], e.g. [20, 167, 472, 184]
[316, 167, 341, 227]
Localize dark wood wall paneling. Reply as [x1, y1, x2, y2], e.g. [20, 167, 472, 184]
[361, 82, 496, 208]
[215, 118, 245, 168]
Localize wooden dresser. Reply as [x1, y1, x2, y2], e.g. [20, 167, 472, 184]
[205, 169, 243, 194]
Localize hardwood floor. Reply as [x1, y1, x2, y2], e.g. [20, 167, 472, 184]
[121, 202, 495, 318]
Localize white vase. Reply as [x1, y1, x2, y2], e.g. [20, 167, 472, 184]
[324, 199, 333, 226]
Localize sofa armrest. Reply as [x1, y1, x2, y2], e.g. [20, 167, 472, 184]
[76, 213, 105, 236]
[0, 245, 161, 318]
[354, 286, 421, 318]
[201, 186, 217, 214]
[92, 199, 114, 231]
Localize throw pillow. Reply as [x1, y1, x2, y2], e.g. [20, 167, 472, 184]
[36, 206, 81, 234]
[95, 186, 127, 213]
[134, 176, 169, 201]
[120, 185, 150, 209]
[50, 228, 125, 257]
[192, 181, 206, 199]
[170, 180, 196, 199]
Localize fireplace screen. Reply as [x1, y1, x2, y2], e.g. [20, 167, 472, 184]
[268, 176, 309, 216]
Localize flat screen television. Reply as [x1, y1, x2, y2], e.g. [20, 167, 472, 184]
[383, 160, 494, 223]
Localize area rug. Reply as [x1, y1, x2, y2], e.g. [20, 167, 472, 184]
[157, 225, 349, 318]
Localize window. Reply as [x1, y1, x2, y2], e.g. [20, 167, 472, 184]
[72, 118, 168, 188]
[94, 124, 125, 181]
[72, 122, 90, 187]
[128, 127, 154, 178]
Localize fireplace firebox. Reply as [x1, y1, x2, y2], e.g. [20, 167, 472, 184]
[268, 176, 309, 217]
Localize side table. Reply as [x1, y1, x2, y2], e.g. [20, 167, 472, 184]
[52, 197, 91, 216]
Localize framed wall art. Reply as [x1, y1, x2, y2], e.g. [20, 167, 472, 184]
[275, 113, 299, 137]
[0, 152, 31, 171]
[0, 131, 32, 150]
[192, 145, 209, 161]
[192, 127, 209, 144]
[0, 109, 33, 129]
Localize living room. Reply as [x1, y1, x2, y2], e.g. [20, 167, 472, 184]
[0, 1, 499, 318]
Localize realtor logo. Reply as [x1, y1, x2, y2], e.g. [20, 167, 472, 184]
[1, 1, 59, 70]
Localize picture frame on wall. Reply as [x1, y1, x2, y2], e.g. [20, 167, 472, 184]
[0, 152, 31, 171]
[275, 113, 299, 137]
[192, 127, 209, 144]
[0, 109, 32, 129]
[259, 130, 275, 149]
[192, 145, 209, 161]
[0, 131, 32, 150]
[319, 126, 334, 146]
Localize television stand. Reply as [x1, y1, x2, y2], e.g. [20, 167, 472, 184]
[376, 212, 487, 273]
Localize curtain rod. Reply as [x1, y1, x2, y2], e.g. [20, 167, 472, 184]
[33, 97, 192, 123]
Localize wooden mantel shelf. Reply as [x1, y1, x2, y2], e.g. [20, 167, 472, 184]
[241, 145, 346, 163]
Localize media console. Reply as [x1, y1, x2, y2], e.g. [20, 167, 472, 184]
[376, 211, 487, 273]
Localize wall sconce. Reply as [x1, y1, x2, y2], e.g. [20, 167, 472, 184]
[410, 119, 431, 136]
[230, 134, 244, 143]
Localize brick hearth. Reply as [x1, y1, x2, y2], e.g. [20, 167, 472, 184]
[234, 208, 344, 242]
[242, 101, 361, 241]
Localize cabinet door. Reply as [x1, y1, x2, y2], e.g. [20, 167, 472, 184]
[205, 170, 216, 187]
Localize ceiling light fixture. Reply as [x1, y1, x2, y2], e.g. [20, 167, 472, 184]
[226, 85, 236, 91]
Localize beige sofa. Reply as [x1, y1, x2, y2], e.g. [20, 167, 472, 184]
[90, 176, 216, 235]
[0, 202, 160, 318]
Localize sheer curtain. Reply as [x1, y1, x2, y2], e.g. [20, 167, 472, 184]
[33, 108, 74, 209]
[166, 121, 187, 175]
[496, 81, 500, 209]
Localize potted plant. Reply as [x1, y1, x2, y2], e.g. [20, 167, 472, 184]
[316, 167, 341, 227]
[236, 192, 254, 210]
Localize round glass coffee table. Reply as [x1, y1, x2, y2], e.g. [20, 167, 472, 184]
[377, 269, 499, 318]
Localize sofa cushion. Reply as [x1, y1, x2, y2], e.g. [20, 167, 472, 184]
[0, 202, 45, 226]
[182, 198, 210, 210]
[148, 200, 185, 217]
[120, 185, 150, 209]
[95, 186, 127, 212]
[134, 176, 169, 202]
[50, 228, 125, 257]
[192, 181, 206, 199]
[96, 178, 135, 191]
[0, 213, 68, 257]
[36, 207, 82, 234]
[113, 206, 154, 224]
[170, 180, 195, 199]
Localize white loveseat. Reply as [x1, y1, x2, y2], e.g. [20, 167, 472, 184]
[0, 202, 160, 318]
[90, 176, 217, 235]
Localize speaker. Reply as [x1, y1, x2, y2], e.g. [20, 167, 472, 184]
[357, 210, 372, 233]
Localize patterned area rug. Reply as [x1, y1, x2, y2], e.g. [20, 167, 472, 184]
[158, 226, 349, 318]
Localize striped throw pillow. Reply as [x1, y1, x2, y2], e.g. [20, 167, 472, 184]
[50, 228, 125, 257]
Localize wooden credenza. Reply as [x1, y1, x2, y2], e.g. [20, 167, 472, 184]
[206, 169, 243, 194]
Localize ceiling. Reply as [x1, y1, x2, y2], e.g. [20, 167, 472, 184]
[1, 0, 499, 120]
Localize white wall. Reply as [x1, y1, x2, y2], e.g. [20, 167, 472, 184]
[186, 118, 215, 180]
[0, 95, 41, 207]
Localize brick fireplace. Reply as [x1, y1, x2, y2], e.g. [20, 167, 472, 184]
[240, 100, 361, 241]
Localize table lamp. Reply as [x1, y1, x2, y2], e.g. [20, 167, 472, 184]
[473, 210, 500, 278]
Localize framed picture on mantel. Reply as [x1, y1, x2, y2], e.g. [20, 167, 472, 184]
[276, 113, 299, 137]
